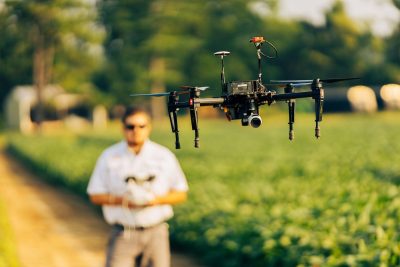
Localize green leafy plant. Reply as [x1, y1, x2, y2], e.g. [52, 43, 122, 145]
[6, 112, 400, 267]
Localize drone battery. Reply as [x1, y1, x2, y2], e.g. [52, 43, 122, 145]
[225, 80, 259, 95]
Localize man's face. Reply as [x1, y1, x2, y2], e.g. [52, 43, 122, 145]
[123, 112, 152, 147]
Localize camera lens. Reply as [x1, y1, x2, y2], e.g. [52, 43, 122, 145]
[248, 114, 262, 128]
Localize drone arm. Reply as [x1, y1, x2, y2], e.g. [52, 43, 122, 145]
[196, 97, 225, 106]
[272, 91, 315, 101]
[170, 98, 224, 109]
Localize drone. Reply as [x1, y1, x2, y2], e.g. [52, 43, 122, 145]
[131, 36, 358, 149]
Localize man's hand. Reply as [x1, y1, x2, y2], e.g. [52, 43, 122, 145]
[89, 193, 143, 208]
[88, 191, 187, 208]
[124, 183, 155, 206]
[147, 191, 187, 206]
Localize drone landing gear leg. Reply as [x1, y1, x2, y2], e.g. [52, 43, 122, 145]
[315, 99, 323, 138]
[312, 79, 324, 139]
[284, 84, 296, 140]
[189, 105, 200, 148]
[288, 100, 295, 140]
[168, 110, 181, 149]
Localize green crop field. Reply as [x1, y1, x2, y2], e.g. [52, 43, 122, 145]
[6, 112, 400, 267]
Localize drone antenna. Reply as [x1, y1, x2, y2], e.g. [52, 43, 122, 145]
[214, 51, 230, 90]
[250, 37, 266, 83]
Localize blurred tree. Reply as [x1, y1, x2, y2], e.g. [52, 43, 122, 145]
[393, 0, 400, 9]
[0, 5, 32, 108]
[268, 0, 394, 86]
[292, 1, 364, 78]
[185, 0, 267, 89]
[96, 0, 269, 118]
[94, 0, 153, 103]
[384, 0, 400, 82]
[5, 0, 104, 127]
[96, 0, 213, 101]
[2, 0, 397, 119]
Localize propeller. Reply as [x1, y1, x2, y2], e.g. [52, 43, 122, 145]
[180, 86, 209, 91]
[130, 88, 204, 97]
[319, 77, 360, 83]
[265, 82, 312, 88]
[268, 77, 359, 87]
[130, 92, 172, 97]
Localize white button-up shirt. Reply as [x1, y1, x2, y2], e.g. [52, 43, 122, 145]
[87, 139, 188, 227]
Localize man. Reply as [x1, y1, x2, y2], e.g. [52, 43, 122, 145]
[87, 106, 188, 267]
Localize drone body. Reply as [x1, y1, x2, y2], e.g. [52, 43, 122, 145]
[131, 37, 358, 149]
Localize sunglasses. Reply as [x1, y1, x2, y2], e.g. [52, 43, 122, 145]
[124, 124, 147, 130]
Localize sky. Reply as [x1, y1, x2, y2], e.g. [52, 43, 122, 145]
[279, 0, 400, 36]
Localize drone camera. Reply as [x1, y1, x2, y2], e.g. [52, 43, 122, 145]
[249, 114, 262, 128]
[241, 113, 262, 128]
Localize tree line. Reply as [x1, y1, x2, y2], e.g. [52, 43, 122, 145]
[0, 0, 399, 116]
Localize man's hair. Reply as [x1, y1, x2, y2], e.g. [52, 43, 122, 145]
[121, 106, 152, 124]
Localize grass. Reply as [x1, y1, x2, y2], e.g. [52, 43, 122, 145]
[5, 111, 400, 267]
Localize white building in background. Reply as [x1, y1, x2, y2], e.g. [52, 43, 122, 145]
[5, 86, 35, 133]
[380, 84, 400, 110]
[5, 85, 64, 133]
[346, 85, 378, 113]
[4, 85, 108, 133]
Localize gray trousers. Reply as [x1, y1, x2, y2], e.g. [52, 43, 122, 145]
[105, 223, 170, 267]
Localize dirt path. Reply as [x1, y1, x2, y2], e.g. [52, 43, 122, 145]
[0, 150, 204, 267]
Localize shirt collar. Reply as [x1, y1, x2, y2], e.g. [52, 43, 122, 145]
[122, 139, 151, 156]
